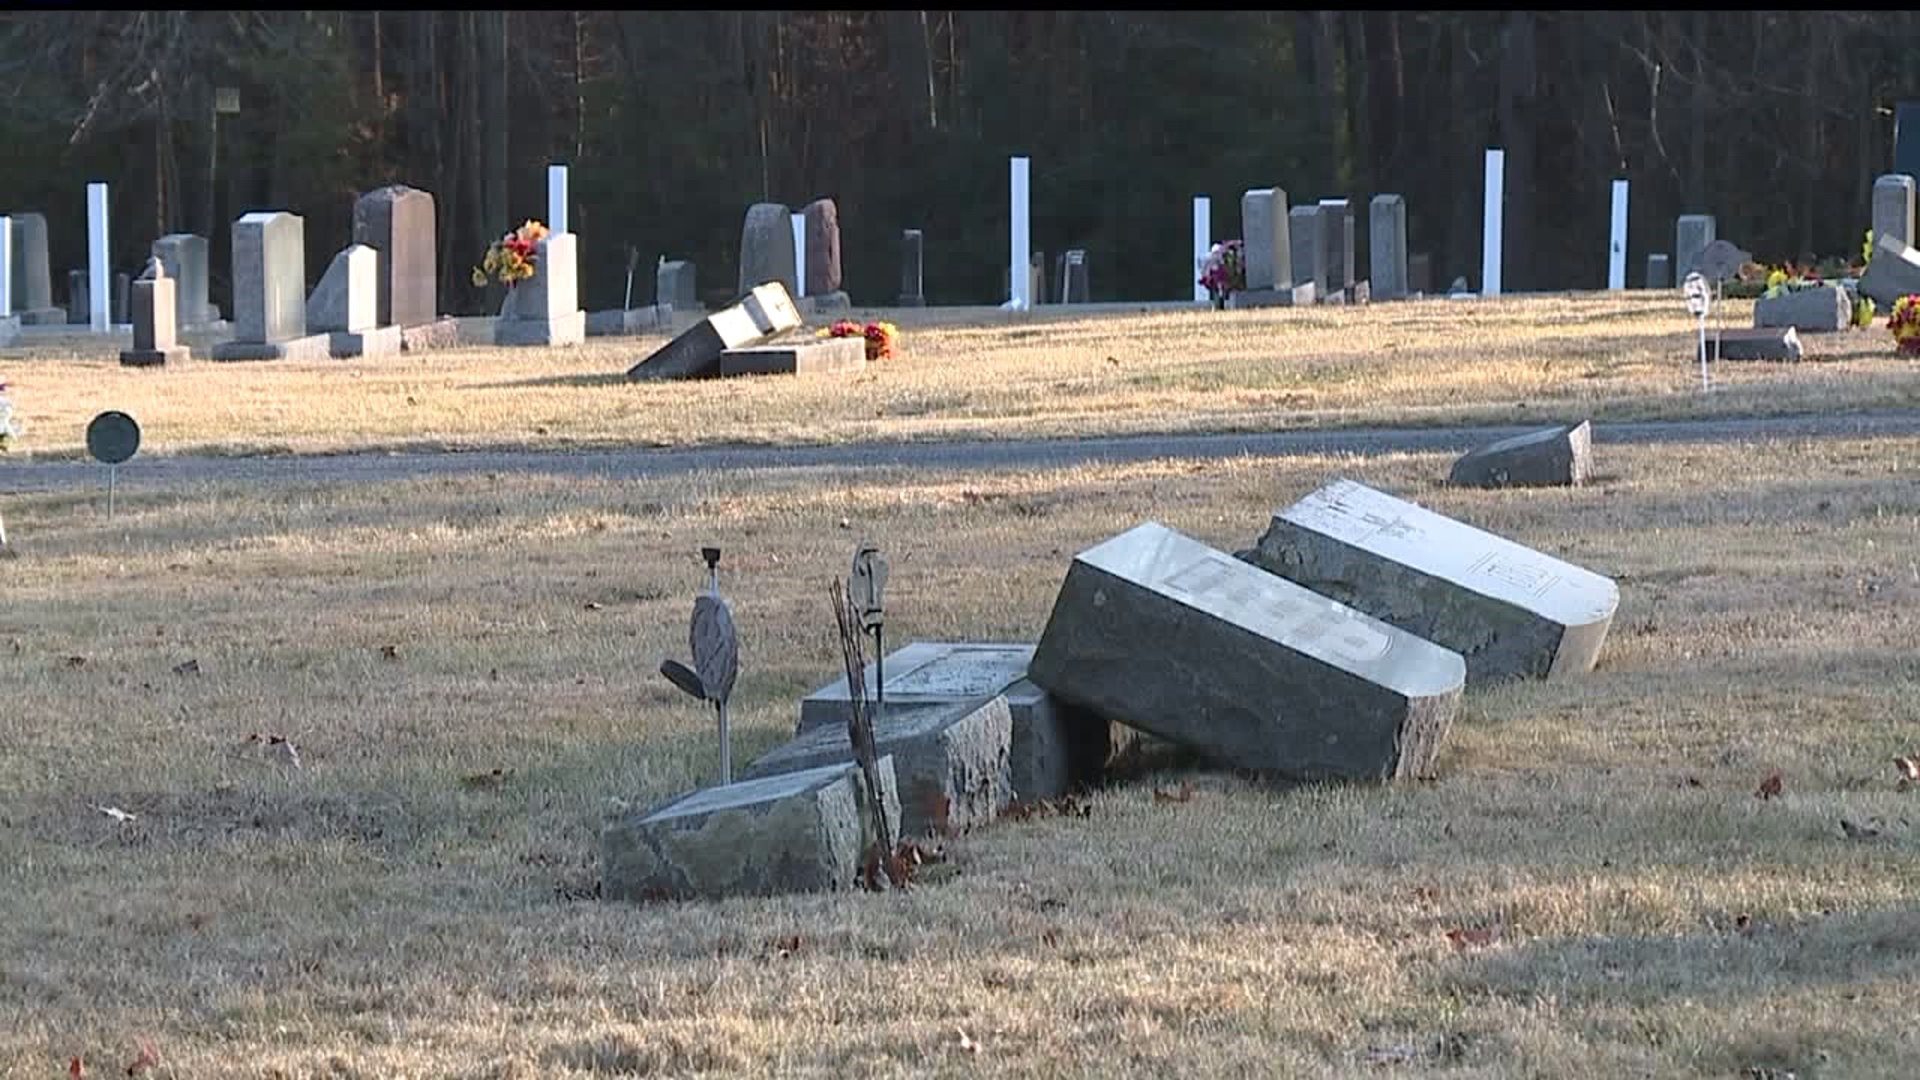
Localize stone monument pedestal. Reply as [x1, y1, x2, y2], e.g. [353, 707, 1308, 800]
[494, 233, 586, 348]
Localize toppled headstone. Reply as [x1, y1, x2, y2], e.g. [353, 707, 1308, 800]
[1370, 195, 1408, 300]
[718, 334, 865, 377]
[1874, 174, 1916, 251]
[1754, 284, 1851, 333]
[738, 202, 797, 299]
[1246, 479, 1620, 684]
[1857, 235, 1920, 312]
[6, 213, 61, 324]
[211, 212, 333, 362]
[746, 697, 1012, 838]
[1710, 326, 1802, 362]
[120, 258, 190, 368]
[1240, 187, 1291, 291]
[626, 281, 802, 381]
[1029, 522, 1464, 782]
[601, 756, 901, 902]
[495, 232, 586, 347]
[1448, 420, 1593, 489]
[798, 640, 1115, 800]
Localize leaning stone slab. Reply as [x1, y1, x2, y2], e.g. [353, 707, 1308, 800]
[1448, 420, 1593, 489]
[1029, 522, 1465, 782]
[719, 334, 865, 377]
[601, 756, 901, 902]
[1753, 285, 1850, 333]
[1247, 479, 1620, 684]
[1857, 235, 1920, 312]
[797, 641, 1114, 801]
[626, 281, 801, 381]
[1711, 327, 1802, 362]
[746, 697, 1012, 839]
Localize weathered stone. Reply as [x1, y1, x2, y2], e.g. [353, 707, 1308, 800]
[1448, 275, 1471, 295]
[211, 212, 331, 361]
[1228, 282, 1316, 310]
[1710, 326, 1802, 362]
[1674, 215, 1717, 282]
[1030, 522, 1464, 781]
[328, 325, 404, 359]
[351, 184, 438, 328]
[1288, 205, 1324, 296]
[112, 272, 130, 325]
[1407, 252, 1432, 295]
[1055, 249, 1090, 304]
[1240, 188, 1291, 291]
[586, 306, 669, 336]
[1448, 421, 1592, 489]
[1247, 479, 1620, 684]
[66, 270, 88, 324]
[601, 756, 902, 902]
[152, 234, 214, 330]
[1873, 174, 1916, 251]
[1857, 235, 1920, 311]
[1351, 280, 1371, 305]
[802, 198, 842, 296]
[1317, 199, 1356, 292]
[307, 244, 378, 334]
[1754, 284, 1851, 333]
[657, 259, 698, 312]
[626, 281, 802, 381]
[495, 233, 586, 347]
[798, 641, 1116, 801]
[899, 229, 925, 305]
[399, 319, 461, 352]
[718, 335, 866, 377]
[738, 202, 797, 299]
[6, 212, 61, 323]
[209, 334, 334, 362]
[120, 257, 190, 368]
[1646, 254, 1672, 290]
[1695, 239, 1750, 285]
[1370, 195, 1408, 300]
[746, 697, 1012, 838]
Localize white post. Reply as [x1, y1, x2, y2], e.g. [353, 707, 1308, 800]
[87, 182, 110, 331]
[791, 212, 807, 299]
[0, 215, 12, 319]
[1192, 196, 1211, 303]
[1608, 179, 1629, 291]
[547, 164, 568, 234]
[1481, 149, 1504, 297]
[1009, 156, 1031, 310]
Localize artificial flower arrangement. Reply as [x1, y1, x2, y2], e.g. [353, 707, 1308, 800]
[1888, 295, 1920, 356]
[1198, 240, 1247, 307]
[0, 379, 21, 452]
[816, 319, 902, 361]
[471, 220, 550, 288]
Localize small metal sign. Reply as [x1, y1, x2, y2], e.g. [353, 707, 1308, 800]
[850, 541, 890, 720]
[1682, 273, 1712, 391]
[86, 411, 140, 518]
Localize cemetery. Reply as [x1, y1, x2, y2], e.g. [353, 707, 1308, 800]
[4, 12, 1920, 1079]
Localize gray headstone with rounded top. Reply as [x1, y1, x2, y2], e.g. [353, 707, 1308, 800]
[738, 202, 797, 299]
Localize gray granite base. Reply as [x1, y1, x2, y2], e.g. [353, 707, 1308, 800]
[586, 306, 670, 337]
[495, 310, 586, 347]
[0, 315, 17, 346]
[209, 333, 335, 362]
[400, 318, 461, 352]
[807, 291, 852, 315]
[1228, 283, 1316, 309]
[719, 336, 866, 377]
[16, 307, 65, 326]
[1710, 327, 1802, 362]
[329, 325, 404, 358]
[119, 345, 191, 368]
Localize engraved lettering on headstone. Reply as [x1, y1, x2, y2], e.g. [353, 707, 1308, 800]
[1469, 552, 1560, 597]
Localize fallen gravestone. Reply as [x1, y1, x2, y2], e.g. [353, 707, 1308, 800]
[119, 257, 190, 368]
[601, 756, 901, 902]
[1753, 284, 1850, 333]
[1711, 326, 1802, 362]
[798, 640, 1115, 801]
[1448, 420, 1592, 489]
[1029, 522, 1464, 782]
[626, 281, 802, 381]
[1246, 479, 1620, 684]
[1857, 235, 1920, 312]
[745, 696, 1013, 838]
[718, 334, 865, 377]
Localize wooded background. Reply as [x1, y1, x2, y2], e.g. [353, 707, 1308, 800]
[0, 12, 1903, 314]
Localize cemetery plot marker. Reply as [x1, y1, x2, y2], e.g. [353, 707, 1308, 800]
[85, 411, 141, 519]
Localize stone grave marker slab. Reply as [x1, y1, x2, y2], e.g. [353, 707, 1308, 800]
[1754, 285, 1850, 333]
[745, 696, 1012, 838]
[212, 211, 333, 361]
[601, 756, 901, 902]
[1370, 195, 1408, 300]
[586, 305, 669, 337]
[152, 234, 217, 329]
[718, 334, 866, 377]
[1646, 253, 1672, 289]
[1448, 421, 1592, 489]
[798, 641, 1114, 800]
[495, 232, 586, 347]
[1029, 523, 1464, 781]
[120, 257, 190, 368]
[1710, 326, 1802, 362]
[1874, 174, 1916, 251]
[899, 229, 925, 305]
[1288, 205, 1324, 297]
[738, 202, 797, 299]
[1240, 188, 1291, 291]
[351, 184, 437, 328]
[658, 259, 698, 312]
[1317, 198, 1356, 293]
[1247, 479, 1619, 684]
[7, 212, 61, 324]
[1857, 235, 1920, 311]
[626, 281, 802, 381]
[1674, 215, 1717, 281]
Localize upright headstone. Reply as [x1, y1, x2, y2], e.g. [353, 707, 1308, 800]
[790, 211, 807, 299]
[351, 185, 438, 328]
[1896, 101, 1920, 180]
[1246, 479, 1620, 684]
[898, 230, 925, 306]
[1873, 174, 1916, 251]
[737, 202, 797, 299]
[66, 271, 88, 325]
[1407, 252, 1432, 295]
[1608, 179, 1629, 291]
[1029, 522, 1464, 782]
[1674, 215, 1717, 282]
[1288, 205, 1324, 295]
[1482, 148, 1505, 297]
[1369, 194, 1408, 300]
[1240, 187, 1290, 291]
[1057, 249, 1089, 303]
[1191, 196, 1211, 303]
[308, 244, 402, 357]
[1008, 156, 1032, 310]
[802, 198, 848, 311]
[152, 234, 216, 329]
[86, 182, 109, 332]
[120, 257, 189, 368]
[112, 272, 130, 326]
[1317, 198, 1356, 296]
[547, 164, 569, 235]
[5, 212, 61, 323]
[1646, 253, 1672, 289]
[210, 211, 332, 361]
[658, 259, 698, 312]
[496, 232, 587, 347]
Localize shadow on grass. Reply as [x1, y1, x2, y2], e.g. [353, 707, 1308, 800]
[472, 370, 636, 391]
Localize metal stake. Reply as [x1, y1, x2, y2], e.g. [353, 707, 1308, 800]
[107, 465, 117, 520]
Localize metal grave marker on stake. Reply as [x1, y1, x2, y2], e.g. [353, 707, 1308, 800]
[850, 542, 889, 721]
[86, 410, 141, 518]
[1683, 271, 1711, 391]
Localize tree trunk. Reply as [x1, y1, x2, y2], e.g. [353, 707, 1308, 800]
[1686, 11, 1709, 214]
[1497, 11, 1537, 290]
[1343, 11, 1371, 203]
[485, 13, 508, 233]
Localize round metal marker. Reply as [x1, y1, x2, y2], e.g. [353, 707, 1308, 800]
[86, 411, 140, 518]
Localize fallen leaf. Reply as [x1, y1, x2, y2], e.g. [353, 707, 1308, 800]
[1839, 818, 1882, 840]
[125, 1039, 159, 1076]
[955, 1028, 980, 1055]
[1895, 756, 1919, 782]
[1755, 771, 1783, 800]
[461, 767, 514, 790]
[378, 644, 400, 661]
[70, 1057, 84, 1080]
[171, 658, 201, 676]
[1152, 781, 1195, 805]
[1445, 926, 1501, 950]
[583, 602, 604, 611]
[95, 805, 137, 824]
[64, 655, 88, 668]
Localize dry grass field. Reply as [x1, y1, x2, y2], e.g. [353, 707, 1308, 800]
[4, 431, 1919, 1077]
[3, 292, 1920, 460]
